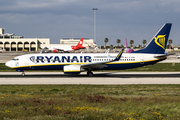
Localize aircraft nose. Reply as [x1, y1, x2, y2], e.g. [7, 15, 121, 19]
[5, 61, 12, 68]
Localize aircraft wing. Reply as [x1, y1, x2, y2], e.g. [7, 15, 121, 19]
[154, 52, 175, 58]
[81, 61, 109, 69]
[80, 49, 124, 69]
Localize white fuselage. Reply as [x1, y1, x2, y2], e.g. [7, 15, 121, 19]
[49, 46, 73, 51]
[5, 53, 166, 71]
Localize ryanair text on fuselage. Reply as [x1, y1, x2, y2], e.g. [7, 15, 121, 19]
[30, 56, 92, 63]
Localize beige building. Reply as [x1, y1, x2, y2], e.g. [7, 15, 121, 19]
[0, 27, 49, 51]
[0, 27, 94, 52]
[0, 38, 50, 51]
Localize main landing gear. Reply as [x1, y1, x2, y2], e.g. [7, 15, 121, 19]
[87, 71, 93, 77]
[21, 72, 25, 77]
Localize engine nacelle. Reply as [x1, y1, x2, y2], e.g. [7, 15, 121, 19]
[71, 46, 79, 50]
[78, 46, 86, 49]
[63, 65, 82, 74]
[53, 49, 57, 53]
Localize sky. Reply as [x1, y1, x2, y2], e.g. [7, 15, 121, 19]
[0, 0, 180, 46]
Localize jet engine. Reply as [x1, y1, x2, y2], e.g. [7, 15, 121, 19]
[71, 46, 79, 50]
[63, 65, 82, 74]
[53, 50, 58, 53]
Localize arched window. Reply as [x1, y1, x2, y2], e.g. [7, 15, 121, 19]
[24, 42, 29, 51]
[0, 42, 3, 49]
[17, 42, 23, 51]
[30, 42, 36, 51]
[11, 42, 16, 51]
[4, 42, 10, 51]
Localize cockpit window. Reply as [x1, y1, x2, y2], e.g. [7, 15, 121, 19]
[12, 58, 19, 61]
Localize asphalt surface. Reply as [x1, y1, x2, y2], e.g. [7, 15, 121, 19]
[0, 72, 180, 84]
[0, 52, 180, 85]
[1, 72, 180, 78]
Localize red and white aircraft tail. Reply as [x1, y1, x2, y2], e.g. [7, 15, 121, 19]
[71, 38, 86, 50]
[77, 38, 84, 48]
[44, 38, 86, 53]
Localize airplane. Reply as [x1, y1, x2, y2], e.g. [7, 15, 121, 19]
[44, 38, 86, 53]
[0, 33, 14, 36]
[124, 38, 134, 53]
[5, 23, 173, 77]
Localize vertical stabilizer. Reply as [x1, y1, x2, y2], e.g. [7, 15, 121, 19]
[133, 23, 172, 54]
[77, 38, 83, 47]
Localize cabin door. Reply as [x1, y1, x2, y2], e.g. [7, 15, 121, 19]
[24, 56, 29, 65]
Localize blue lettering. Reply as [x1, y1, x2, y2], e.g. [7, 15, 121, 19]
[53, 56, 61, 63]
[71, 56, 79, 62]
[37, 56, 44, 63]
[30, 56, 35, 62]
[35, 56, 92, 63]
[84, 56, 91, 62]
[80, 56, 83, 62]
[45, 56, 53, 63]
[62, 56, 70, 63]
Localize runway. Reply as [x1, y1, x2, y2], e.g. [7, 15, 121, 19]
[0, 72, 180, 84]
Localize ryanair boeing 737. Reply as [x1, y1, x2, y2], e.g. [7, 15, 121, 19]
[6, 23, 172, 76]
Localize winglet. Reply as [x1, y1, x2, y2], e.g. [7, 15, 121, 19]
[112, 49, 124, 61]
[105, 48, 110, 53]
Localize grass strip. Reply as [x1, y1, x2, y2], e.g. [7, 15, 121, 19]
[0, 85, 180, 119]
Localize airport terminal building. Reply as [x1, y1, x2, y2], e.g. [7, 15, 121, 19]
[0, 27, 94, 52]
[0, 28, 49, 51]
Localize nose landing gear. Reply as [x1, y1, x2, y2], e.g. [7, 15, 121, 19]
[16, 69, 25, 77]
[21, 71, 25, 77]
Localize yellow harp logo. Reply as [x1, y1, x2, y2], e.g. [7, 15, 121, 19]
[154, 35, 166, 50]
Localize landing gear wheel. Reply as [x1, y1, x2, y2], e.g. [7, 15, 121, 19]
[21, 72, 25, 77]
[87, 71, 93, 77]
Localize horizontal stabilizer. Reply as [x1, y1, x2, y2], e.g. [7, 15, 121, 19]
[154, 52, 175, 58]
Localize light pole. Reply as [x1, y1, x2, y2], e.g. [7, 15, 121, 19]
[93, 8, 97, 45]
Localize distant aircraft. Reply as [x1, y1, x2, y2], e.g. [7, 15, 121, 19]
[0, 33, 14, 36]
[6, 23, 173, 76]
[124, 38, 134, 53]
[45, 38, 86, 53]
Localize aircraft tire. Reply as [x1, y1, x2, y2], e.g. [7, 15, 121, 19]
[22, 72, 25, 77]
[87, 71, 93, 77]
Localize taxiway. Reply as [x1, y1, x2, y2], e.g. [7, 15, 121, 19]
[0, 72, 180, 84]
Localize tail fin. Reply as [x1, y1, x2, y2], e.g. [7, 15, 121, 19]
[105, 48, 110, 53]
[77, 38, 83, 47]
[133, 23, 172, 54]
